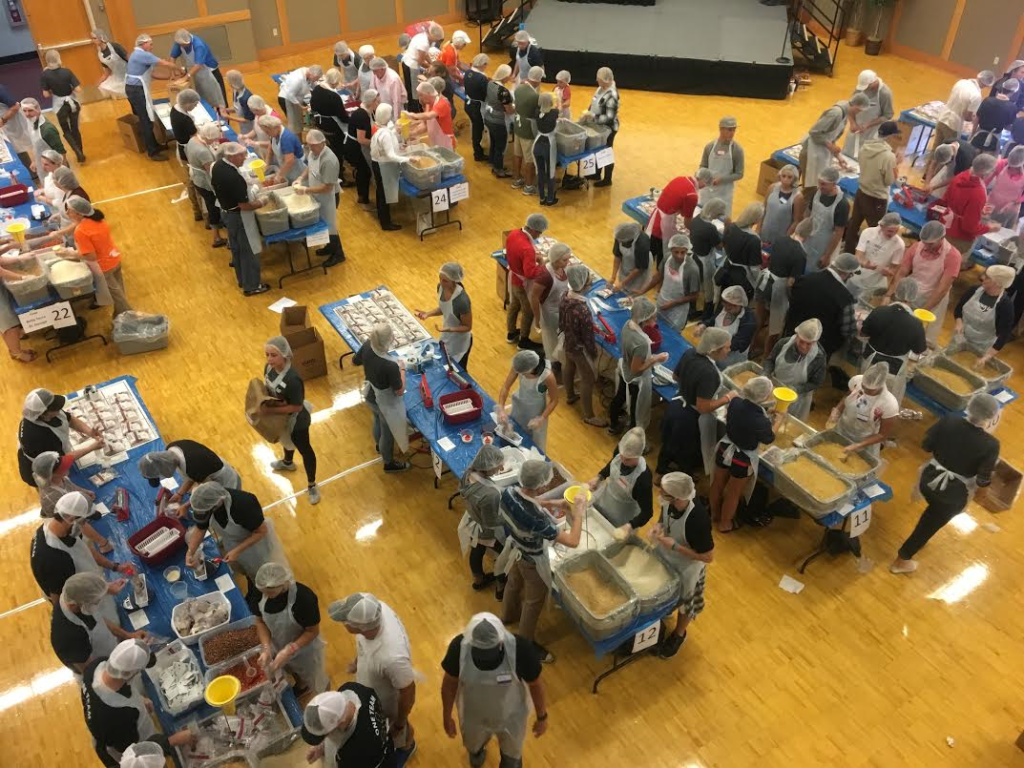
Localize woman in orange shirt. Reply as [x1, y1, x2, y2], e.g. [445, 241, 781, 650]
[66, 196, 132, 317]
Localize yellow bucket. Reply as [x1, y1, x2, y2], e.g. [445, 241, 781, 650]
[205, 675, 241, 715]
[249, 159, 266, 182]
[912, 308, 936, 326]
[773, 386, 798, 413]
[563, 484, 592, 505]
[5, 221, 27, 245]
[397, 116, 411, 142]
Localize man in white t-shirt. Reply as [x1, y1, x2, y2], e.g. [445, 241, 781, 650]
[934, 71, 995, 147]
[831, 362, 899, 459]
[402, 23, 442, 115]
[847, 212, 905, 298]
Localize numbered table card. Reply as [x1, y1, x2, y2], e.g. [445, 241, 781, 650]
[431, 188, 450, 213]
[580, 154, 598, 176]
[448, 182, 470, 203]
[631, 620, 660, 654]
[18, 301, 76, 333]
[849, 505, 872, 538]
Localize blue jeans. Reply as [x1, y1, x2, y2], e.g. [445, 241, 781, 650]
[366, 389, 395, 464]
[125, 83, 160, 156]
[222, 210, 261, 291]
[534, 150, 556, 203]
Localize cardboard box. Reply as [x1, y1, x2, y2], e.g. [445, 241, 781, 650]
[153, 115, 169, 147]
[117, 114, 145, 153]
[756, 158, 782, 198]
[280, 305, 310, 337]
[977, 459, 1022, 513]
[285, 326, 327, 380]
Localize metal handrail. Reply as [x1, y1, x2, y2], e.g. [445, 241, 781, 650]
[36, 38, 94, 52]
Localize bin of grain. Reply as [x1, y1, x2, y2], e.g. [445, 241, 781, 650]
[604, 537, 679, 613]
[722, 361, 764, 392]
[912, 356, 986, 411]
[2, 254, 50, 306]
[773, 452, 855, 517]
[553, 550, 638, 640]
[401, 150, 443, 188]
[800, 429, 880, 483]
[255, 192, 290, 236]
[942, 340, 1012, 389]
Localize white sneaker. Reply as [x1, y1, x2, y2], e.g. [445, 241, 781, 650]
[308, 485, 321, 505]
[889, 559, 917, 574]
[270, 460, 297, 472]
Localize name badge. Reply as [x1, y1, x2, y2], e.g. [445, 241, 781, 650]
[496, 673, 513, 684]
[616, 476, 629, 488]
[716, 149, 726, 156]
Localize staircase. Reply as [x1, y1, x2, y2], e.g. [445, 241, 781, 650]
[477, 1, 534, 51]
[789, 0, 847, 75]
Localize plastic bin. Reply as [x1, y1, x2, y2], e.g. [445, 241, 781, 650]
[942, 340, 1012, 390]
[112, 311, 170, 355]
[800, 429, 881, 484]
[772, 451, 856, 518]
[976, 458, 1022, 513]
[554, 119, 587, 156]
[203, 646, 268, 692]
[48, 259, 94, 299]
[552, 550, 638, 641]
[255, 728, 304, 762]
[276, 188, 322, 229]
[145, 642, 205, 717]
[2, 254, 50, 306]
[127, 515, 187, 565]
[603, 537, 680, 614]
[171, 591, 232, 645]
[912, 356, 986, 411]
[426, 145, 465, 179]
[200, 615, 260, 667]
[581, 122, 611, 151]
[722, 361, 765, 392]
[255, 193, 289, 235]
[402, 150, 443, 189]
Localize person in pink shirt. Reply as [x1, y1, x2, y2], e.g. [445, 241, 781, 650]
[370, 57, 407, 117]
[985, 146, 1024, 229]
[945, 154, 1001, 256]
[885, 220, 961, 344]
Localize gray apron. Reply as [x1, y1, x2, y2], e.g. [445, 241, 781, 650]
[755, 267, 790, 336]
[760, 185, 795, 247]
[234, 166, 263, 255]
[182, 45, 224, 109]
[703, 140, 736, 217]
[272, 133, 305, 183]
[307, 147, 340, 235]
[28, 118, 50, 176]
[617, 237, 649, 294]
[232, 88, 253, 135]
[842, 88, 882, 157]
[716, 429, 761, 502]
[619, 321, 654, 430]
[209, 460, 242, 490]
[91, 664, 155, 762]
[357, 65, 373, 96]
[961, 287, 1000, 353]
[457, 474, 505, 555]
[97, 47, 127, 98]
[593, 455, 646, 528]
[861, 345, 910, 408]
[922, 457, 977, 498]
[511, 362, 550, 451]
[539, 263, 568, 360]
[714, 308, 748, 368]
[210, 497, 288, 583]
[531, 127, 557, 178]
[457, 629, 528, 758]
[772, 336, 820, 422]
[657, 257, 694, 329]
[439, 284, 472, 362]
[836, 384, 887, 459]
[260, 582, 328, 693]
[803, 191, 841, 272]
[368, 347, 409, 452]
[60, 598, 117, 679]
[661, 501, 706, 606]
[697, 247, 722, 313]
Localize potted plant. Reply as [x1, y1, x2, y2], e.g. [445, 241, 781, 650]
[845, 0, 866, 47]
[865, 0, 897, 55]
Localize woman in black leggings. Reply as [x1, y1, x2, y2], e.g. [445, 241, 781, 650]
[262, 336, 320, 505]
[459, 444, 508, 600]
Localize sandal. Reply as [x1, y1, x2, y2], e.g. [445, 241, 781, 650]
[10, 350, 37, 363]
[718, 521, 742, 534]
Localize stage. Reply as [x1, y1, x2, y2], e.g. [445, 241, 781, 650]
[527, 0, 793, 100]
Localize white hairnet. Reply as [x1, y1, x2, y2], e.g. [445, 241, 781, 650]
[255, 562, 293, 590]
[1008, 146, 1024, 168]
[108, 639, 150, 679]
[862, 362, 889, 389]
[832, 252, 861, 274]
[525, 213, 549, 232]
[721, 285, 748, 307]
[879, 212, 902, 228]
[977, 70, 996, 87]
[986, 265, 1015, 290]
[198, 121, 221, 142]
[920, 220, 946, 243]
[307, 64, 324, 79]
[470, 445, 504, 473]
[661, 472, 695, 501]
[966, 393, 999, 426]
[267, 335, 292, 358]
[370, 56, 388, 70]
[618, 427, 646, 459]
[23, 387, 63, 420]
[667, 233, 691, 251]
[614, 222, 641, 242]
[439, 262, 464, 282]
[514, 30, 530, 43]
[55, 492, 91, 520]
[778, 163, 799, 180]
[818, 166, 841, 184]
[138, 451, 179, 479]
[257, 114, 283, 132]
[630, 296, 657, 324]
[556, 70, 571, 83]
[494, 64, 512, 81]
[973, 154, 998, 176]
[369, 323, 393, 355]
[539, 92, 554, 110]
[173, 29, 191, 45]
[894, 277, 919, 303]
[328, 593, 383, 630]
[512, 350, 540, 374]
[53, 166, 80, 191]
[31, 451, 60, 486]
[221, 141, 246, 157]
[1001, 78, 1020, 94]
[189, 482, 230, 513]
[742, 375, 774, 403]
[698, 326, 731, 354]
[527, 65, 545, 82]
[719, 115, 738, 129]
[119, 742, 166, 768]
[376, 103, 393, 126]
[700, 197, 726, 219]
[361, 88, 379, 107]
[519, 459, 553, 490]
[465, 612, 505, 649]
[795, 318, 822, 342]
[176, 88, 200, 108]
[226, 69, 244, 89]
[933, 143, 955, 164]
[547, 242, 571, 264]
[452, 30, 470, 45]
[597, 66, 614, 83]
[334, 41, 350, 56]
[134, 34, 151, 47]
[306, 128, 326, 144]
[566, 264, 590, 292]
[695, 167, 715, 186]
[471, 53, 489, 69]
[359, 44, 375, 57]
[67, 195, 95, 216]
[304, 690, 358, 736]
[63, 572, 109, 607]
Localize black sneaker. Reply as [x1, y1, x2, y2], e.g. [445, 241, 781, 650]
[381, 223, 402, 232]
[148, 153, 169, 162]
[316, 246, 332, 256]
[534, 642, 555, 664]
[606, 422, 624, 436]
[384, 461, 411, 473]
[472, 574, 496, 591]
[244, 283, 271, 296]
[658, 632, 686, 658]
[517, 338, 542, 351]
[322, 255, 346, 268]
[506, 331, 520, 344]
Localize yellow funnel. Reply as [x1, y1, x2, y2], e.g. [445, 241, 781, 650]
[5, 222, 27, 245]
[773, 386, 798, 413]
[249, 159, 266, 182]
[205, 675, 241, 715]
[912, 308, 936, 326]
[563, 485, 592, 505]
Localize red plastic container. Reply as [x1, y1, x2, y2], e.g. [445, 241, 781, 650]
[128, 516, 187, 565]
[439, 389, 483, 425]
[0, 184, 30, 206]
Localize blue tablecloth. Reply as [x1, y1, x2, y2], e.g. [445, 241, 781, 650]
[65, 375, 301, 743]
[399, 172, 467, 198]
[622, 195, 653, 226]
[264, 220, 328, 245]
[558, 147, 601, 169]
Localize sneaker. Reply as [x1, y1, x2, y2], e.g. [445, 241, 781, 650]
[511, 178, 525, 189]
[506, 331, 520, 344]
[384, 461, 411, 473]
[889, 559, 918, 574]
[522, 185, 537, 195]
[148, 153, 169, 162]
[594, 178, 612, 188]
[534, 643, 555, 664]
[495, 170, 512, 179]
[315, 246, 332, 256]
[606, 422, 624, 436]
[517, 338, 542, 351]
[382, 223, 402, 231]
[271, 460, 297, 472]
[308, 485, 321, 505]
[212, 239, 227, 248]
[322, 254, 346, 267]
[243, 283, 271, 296]
[658, 632, 686, 658]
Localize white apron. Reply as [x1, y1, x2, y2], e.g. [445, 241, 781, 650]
[511, 362, 550, 451]
[687, 359, 724, 477]
[593, 455, 646, 528]
[836, 384, 887, 459]
[1, 107, 33, 153]
[233, 164, 263, 255]
[539, 263, 568, 360]
[375, 126, 402, 204]
[842, 89, 882, 157]
[531, 128, 557, 178]
[772, 337, 820, 422]
[42, 524, 118, 625]
[755, 267, 790, 336]
[862, 347, 910, 408]
[426, 106, 454, 150]
[49, 88, 80, 128]
[182, 46, 224, 109]
[97, 46, 127, 97]
[658, 258, 695, 329]
[271, 133, 305, 183]
[124, 52, 155, 120]
[661, 501, 706, 605]
[515, 47, 531, 83]
[208, 461, 242, 490]
[307, 148, 340, 236]
[60, 599, 118, 679]
[457, 629, 529, 758]
[704, 141, 736, 217]
[617, 237, 650, 293]
[760, 186, 795, 247]
[210, 498, 288, 583]
[260, 583, 328, 693]
[801, 107, 845, 186]
[987, 166, 1024, 228]
[714, 308, 747, 368]
[803, 191, 841, 272]
[91, 663, 155, 762]
[921, 457, 977, 499]
[619, 321, 654, 430]
[357, 65, 373, 96]
[961, 288, 1000, 352]
[28, 118, 50, 175]
[716, 430, 761, 503]
[367, 347, 409, 452]
[439, 284, 472, 362]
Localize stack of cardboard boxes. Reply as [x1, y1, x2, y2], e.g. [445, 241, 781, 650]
[280, 305, 327, 380]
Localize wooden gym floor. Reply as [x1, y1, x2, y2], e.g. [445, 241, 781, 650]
[1, 29, 1023, 768]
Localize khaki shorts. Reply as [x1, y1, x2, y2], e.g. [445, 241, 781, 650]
[513, 135, 536, 165]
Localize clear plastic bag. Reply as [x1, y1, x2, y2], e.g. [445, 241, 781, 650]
[112, 311, 170, 342]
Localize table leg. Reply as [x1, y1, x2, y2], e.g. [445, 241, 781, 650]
[337, 350, 355, 369]
[592, 646, 657, 694]
[419, 195, 463, 240]
[45, 332, 107, 362]
[277, 240, 329, 288]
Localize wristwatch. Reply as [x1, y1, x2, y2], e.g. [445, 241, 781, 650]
[536, 712, 548, 721]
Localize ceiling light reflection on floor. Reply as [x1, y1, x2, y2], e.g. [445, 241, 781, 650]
[0, 508, 41, 538]
[0, 666, 74, 714]
[928, 563, 989, 604]
[311, 388, 364, 425]
[251, 444, 303, 517]
[949, 512, 978, 534]
[355, 518, 383, 541]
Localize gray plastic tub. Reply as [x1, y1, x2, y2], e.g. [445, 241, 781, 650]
[145, 641, 205, 717]
[554, 119, 587, 156]
[3, 255, 50, 306]
[772, 451, 856, 518]
[553, 549, 638, 641]
[401, 150, 443, 189]
[800, 429, 880, 484]
[112, 311, 170, 355]
[582, 122, 611, 150]
[426, 145, 465, 179]
[177, 682, 290, 767]
[722, 361, 765, 392]
[912, 355, 986, 411]
[255, 193, 289, 235]
[942, 340, 1012, 390]
[602, 537, 680, 614]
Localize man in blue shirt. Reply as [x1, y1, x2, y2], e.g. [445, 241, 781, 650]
[170, 29, 227, 109]
[125, 34, 181, 160]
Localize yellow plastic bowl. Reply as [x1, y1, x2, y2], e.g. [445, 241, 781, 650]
[912, 308, 936, 325]
[249, 158, 266, 182]
[773, 386, 798, 412]
[205, 674, 241, 715]
[563, 485, 592, 504]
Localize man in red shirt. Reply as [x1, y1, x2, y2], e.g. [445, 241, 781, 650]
[648, 170, 712, 267]
[505, 213, 549, 348]
[945, 154, 1002, 256]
